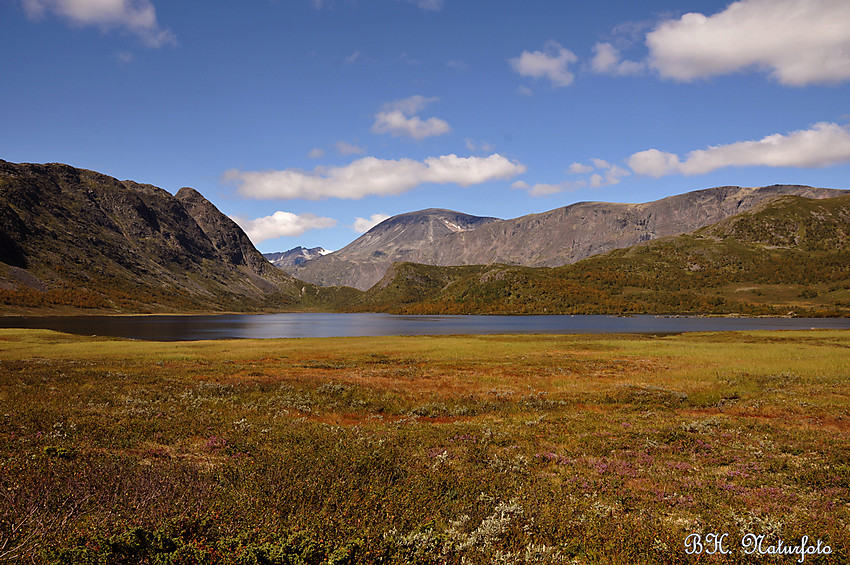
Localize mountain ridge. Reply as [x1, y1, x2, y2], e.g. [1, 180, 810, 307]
[288, 184, 848, 290]
[349, 193, 850, 316]
[264, 247, 331, 268]
[0, 160, 314, 312]
[288, 208, 500, 289]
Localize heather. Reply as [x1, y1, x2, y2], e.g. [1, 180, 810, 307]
[1, 329, 847, 563]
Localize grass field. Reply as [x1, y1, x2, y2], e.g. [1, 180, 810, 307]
[0, 329, 848, 563]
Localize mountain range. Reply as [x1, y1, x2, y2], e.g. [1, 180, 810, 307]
[351, 193, 850, 316]
[263, 247, 331, 268]
[0, 159, 847, 315]
[285, 184, 845, 290]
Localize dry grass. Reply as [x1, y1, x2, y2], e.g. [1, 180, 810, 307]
[1, 329, 847, 563]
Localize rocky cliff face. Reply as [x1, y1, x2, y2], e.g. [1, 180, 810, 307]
[290, 185, 847, 290]
[289, 208, 499, 290]
[0, 160, 303, 311]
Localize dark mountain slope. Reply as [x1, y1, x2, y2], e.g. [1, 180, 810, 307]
[293, 185, 846, 290]
[0, 160, 323, 312]
[352, 194, 850, 316]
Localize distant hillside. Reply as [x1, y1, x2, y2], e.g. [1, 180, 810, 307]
[264, 246, 330, 268]
[351, 194, 850, 316]
[0, 160, 352, 313]
[290, 208, 499, 289]
[294, 185, 847, 290]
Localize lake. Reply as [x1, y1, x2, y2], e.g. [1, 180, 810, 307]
[0, 313, 848, 341]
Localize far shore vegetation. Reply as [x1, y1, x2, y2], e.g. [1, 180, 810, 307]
[1, 329, 847, 563]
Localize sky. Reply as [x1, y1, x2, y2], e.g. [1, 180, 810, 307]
[2, 0, 850, 253]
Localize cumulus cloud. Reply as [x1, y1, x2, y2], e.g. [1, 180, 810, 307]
[590, 167, 630, 187]
[627, 149, 684, 178]
[646, 0, 850, 85]
[574, 159, 630, 187]
[509, 40, 578, 87]
[371, 95, 450, 140]
[308, 148, 325, 159]
[568, 162, 593, 174]
[353, 213, 391, 233]
[628, 122, 850, 177]
[22, 0, 175, 47]
[231, 211, 337, 244]
[590, 42, 645, 75]
[514, 158, 629, 197]
[225, 153, 526, 200]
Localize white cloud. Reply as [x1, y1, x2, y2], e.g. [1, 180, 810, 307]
[515, 158, 629, 197]
[345, 50, 361, 64]
[446, 59, 467, 70]
[568, 162, 593, 174]
[627, 149, 685, 178]
[509, 40, 578, 87]
[371, 95, 450, 140]
[372, 111, 450, 140]
[22, 0, 175, 47]
[231, 211, 337, 244]
[568, 159, 630, 186]
[598, 164, 630, 186]
[512, 179, 578, 196]
[308, 148, 325, 159]
[646, 0, 850, 85]
[513, 179, 587, 197]
[589, 164, 630, 187]
[383, 95, 434, 115]
[628, 122, 850, 177]
[590, 42, 644, 75]
[353, 213, 391, 233]
[517, 85, 534, 97]
[334, 141, 365, 155]
[225, 153, 526, 200]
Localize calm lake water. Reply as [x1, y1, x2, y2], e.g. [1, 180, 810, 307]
[0, 313, 848, 341]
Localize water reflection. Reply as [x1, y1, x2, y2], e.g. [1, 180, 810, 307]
[0, 313, 847, 341]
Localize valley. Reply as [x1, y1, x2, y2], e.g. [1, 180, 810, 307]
[1, 160, 848, 318]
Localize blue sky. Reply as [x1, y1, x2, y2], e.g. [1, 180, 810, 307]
[2, 0, 850, 253]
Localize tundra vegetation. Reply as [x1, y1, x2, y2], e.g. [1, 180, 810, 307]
[0, 329, 847, 563]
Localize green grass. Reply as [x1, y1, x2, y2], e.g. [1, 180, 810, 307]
[1, 329, 848, 563]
